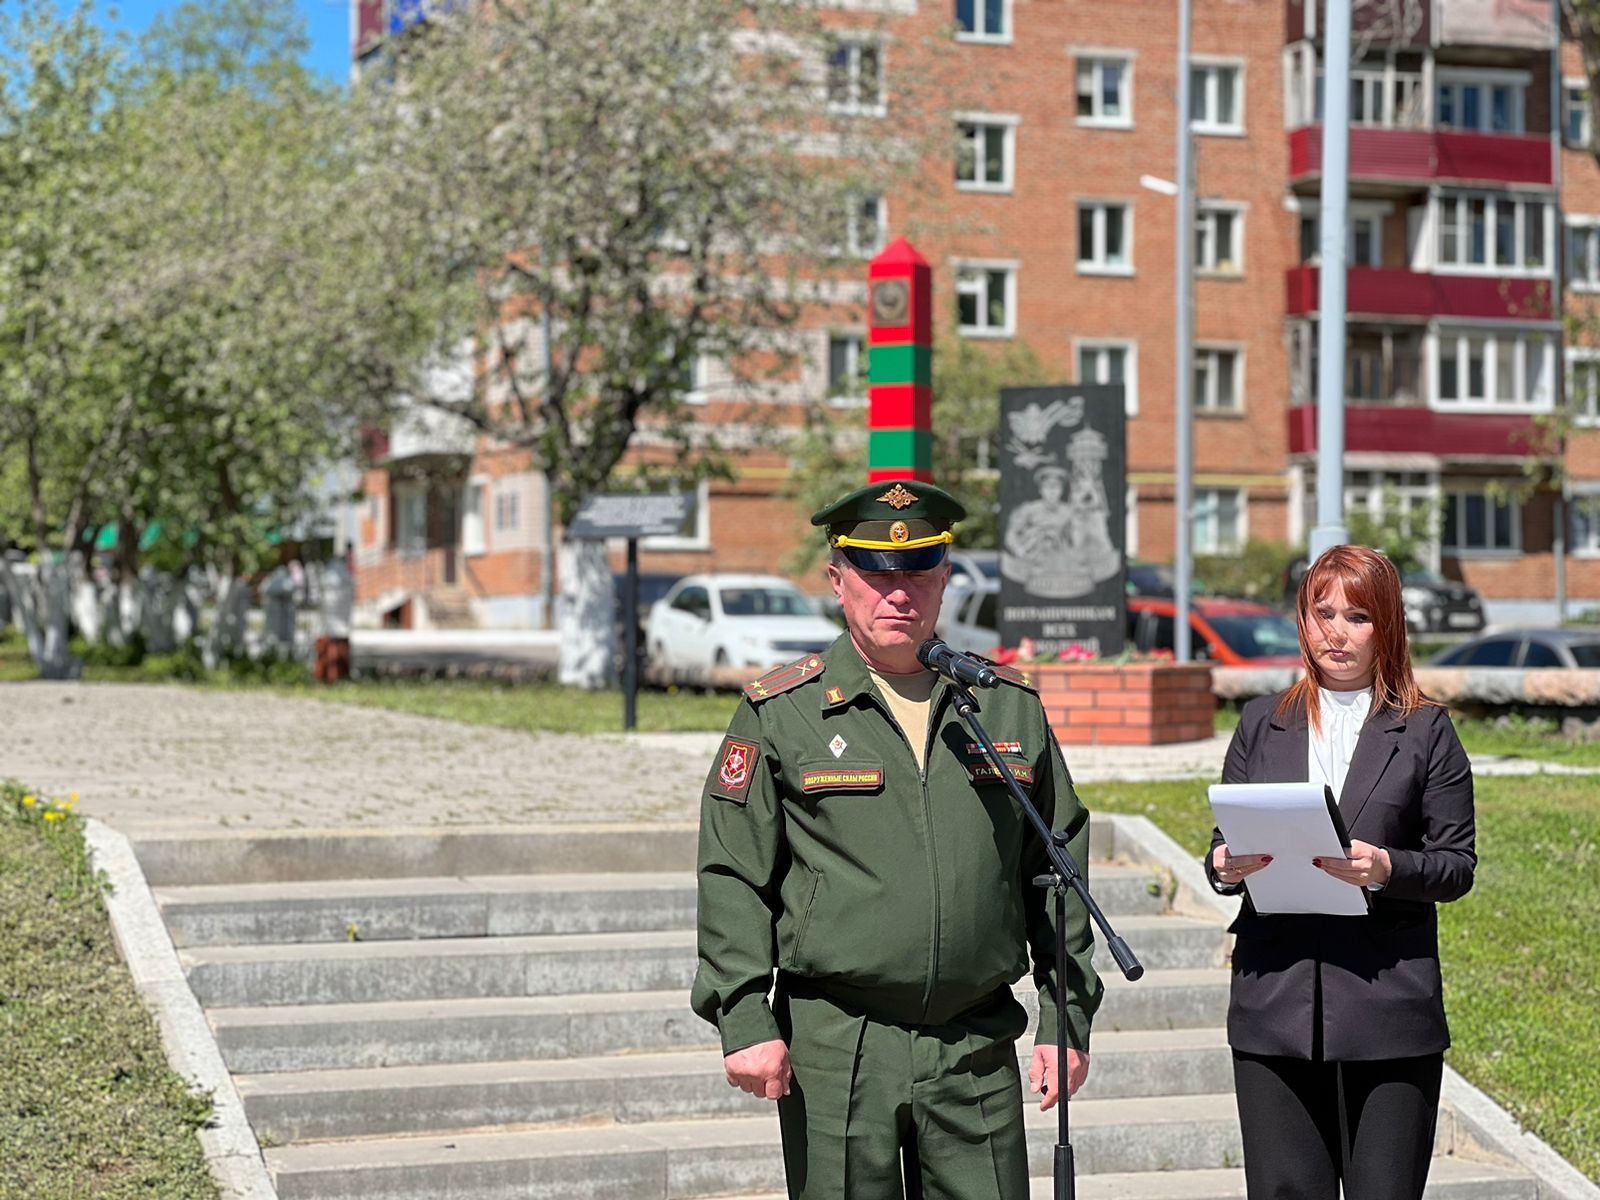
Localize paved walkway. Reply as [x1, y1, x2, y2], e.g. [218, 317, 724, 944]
[0, 683, 1588, 837]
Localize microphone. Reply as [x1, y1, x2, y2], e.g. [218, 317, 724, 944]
[917, 638, 1000, 689]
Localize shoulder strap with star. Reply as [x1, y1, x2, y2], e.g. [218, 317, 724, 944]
[743, 653, 827, 703]
[975, 655, 1039, 693]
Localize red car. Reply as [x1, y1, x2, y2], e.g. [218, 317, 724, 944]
[1126, 596, 1302, 667]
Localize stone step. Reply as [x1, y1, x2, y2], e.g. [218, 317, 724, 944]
[132, 820, 1118, 886]
[183, 917, 1222, 1009]
[720, 1156, 1538, 1200]
[265, 1095, 1244, 1199]
[237, 1028, 1233, 1144]
[210, 970, 1231, 1074]
[157, 865, 1173, 947]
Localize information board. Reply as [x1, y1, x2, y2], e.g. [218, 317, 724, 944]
[566, 493, 695, 541]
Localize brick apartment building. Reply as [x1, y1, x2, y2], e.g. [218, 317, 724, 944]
[347, 0, 1600, 629]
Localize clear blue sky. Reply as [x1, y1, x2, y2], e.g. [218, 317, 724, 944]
[96, 0, 351, 83]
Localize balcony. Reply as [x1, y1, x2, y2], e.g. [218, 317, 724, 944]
[1289, 127, 1553, 188]
[1286, 265, 1552, 322]
[1287, 404, 1539, 460]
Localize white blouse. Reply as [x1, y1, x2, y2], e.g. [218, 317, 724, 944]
[1308, 686, 1372, 802]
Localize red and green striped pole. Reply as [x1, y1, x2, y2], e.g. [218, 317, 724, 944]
[867, 238, 934, 483]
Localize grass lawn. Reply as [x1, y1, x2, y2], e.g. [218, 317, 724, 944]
[1082, 773, 1600, 1184]
[0, 782, 217, 1200]
[269, 678, 743, 735]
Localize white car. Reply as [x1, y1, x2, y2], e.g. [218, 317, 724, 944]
[648, 574, 840, 669]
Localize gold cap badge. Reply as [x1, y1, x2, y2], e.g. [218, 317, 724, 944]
[889, 521, 910, 543]
[878, 484, 917, 510]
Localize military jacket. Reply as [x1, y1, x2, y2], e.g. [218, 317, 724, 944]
[691, 635, 1105, 1057]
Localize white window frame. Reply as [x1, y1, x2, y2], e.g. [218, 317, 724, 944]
[1569, 486, 1600, 557]
[1195, 202, 1245, 274]
[492, 481, 522, 535]
[461, 477, 488, 557]
[642, 480, 712, 552]
[1125, 484, 1139, 557]
[955, 0, 1012, 44]
[1567, 348, 1600, 427]
[1567, 215, 1600, 293]
[954, 259, 1017, 338]
[1441, 488, 1521, 557]
[1435, 67, 1529, 135]
[841, 192, 888, 259]
[1191, 59, 1245, 135]
[954, 112, 1018, 193]
[1343, 469, 1439, 548]
[681, 354, 711, 406]
[825, 35, 886, 117]
[1431, 327, 1554, 412]
[826, 331, 867, 407]
[1294, 198, 1390, 268]
[1194, 345, 1244, 413]
[1193, 487, 1247, 555]
[1074, 53, 1133, 129]
[394, 481, 428, 555]
[1565, 78, 1592, 148]
[1433, 191, 1552, 277]
[1076, 200, 1133, 276]
[1074, 338, 1139, 417]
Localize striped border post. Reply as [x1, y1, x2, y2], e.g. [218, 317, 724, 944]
[867, 238, 934, 483]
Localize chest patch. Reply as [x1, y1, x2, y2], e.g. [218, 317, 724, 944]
[967, 761, 1034, 786]
[710, 737, 760, 803]
[801, 767, 884, 792]
[828, 733, 848, 758]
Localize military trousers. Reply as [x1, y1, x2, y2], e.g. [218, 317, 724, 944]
[774, 979, 1031, 1200]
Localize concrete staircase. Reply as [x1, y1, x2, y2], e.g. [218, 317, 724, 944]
[131, 824, 1538, 1200]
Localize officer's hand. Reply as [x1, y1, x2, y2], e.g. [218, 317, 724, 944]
[723, 1038, 792, 1101]
[1029, 1045, 1089, 1111]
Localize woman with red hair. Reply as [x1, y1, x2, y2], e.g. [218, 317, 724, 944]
[1206, 545, 1476, 1200]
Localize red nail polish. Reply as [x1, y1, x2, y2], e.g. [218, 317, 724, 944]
[1262, 856, 1273, 863]
[1311, 858, 1322, 867]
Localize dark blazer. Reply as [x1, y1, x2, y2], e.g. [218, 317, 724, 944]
[1206, 691, 1475, 1061]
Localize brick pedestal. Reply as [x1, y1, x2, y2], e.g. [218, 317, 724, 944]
[1033, 661, 1215, 746]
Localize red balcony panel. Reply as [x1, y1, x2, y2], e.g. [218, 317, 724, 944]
[356, 0, 385, 56]
[1288, 406, 1538, 459]
[1288, 127, 1553, 187]
[1285, 266, 1552, 321]
[1434, 131, 1552, 186]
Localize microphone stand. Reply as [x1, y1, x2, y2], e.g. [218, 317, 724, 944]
[946, 679, 1144, 1200]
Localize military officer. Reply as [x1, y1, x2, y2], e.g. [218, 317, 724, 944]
[690, 479, 1104, 1199]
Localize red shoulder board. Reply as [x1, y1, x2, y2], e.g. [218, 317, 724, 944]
[976, 657, 1038, 693]
[743, 654, 826, 703]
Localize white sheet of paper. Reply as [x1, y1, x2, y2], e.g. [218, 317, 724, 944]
[1207, 783, 1367, 916]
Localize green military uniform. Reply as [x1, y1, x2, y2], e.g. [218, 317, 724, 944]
[690, 481, 1105, 1200]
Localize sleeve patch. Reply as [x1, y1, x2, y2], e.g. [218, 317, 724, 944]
[967, 762, 1035, 786]
[709, 737, 760, 804]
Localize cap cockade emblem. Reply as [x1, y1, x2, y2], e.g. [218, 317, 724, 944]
[889, 521, 910, 543]
[878, 484, 917, 510]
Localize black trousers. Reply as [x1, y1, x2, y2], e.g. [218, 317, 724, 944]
[1232, 1049, 1444, 1200]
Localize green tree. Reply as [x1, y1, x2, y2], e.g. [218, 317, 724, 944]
[782, 332, 1049, 573]
[0, 1, 129, 675]
[354, 0, 928, 685]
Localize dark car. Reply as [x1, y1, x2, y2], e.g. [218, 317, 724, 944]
[1428, 628, 1600, 669]
[1126, 560, 1206, 598]
[1282, 558, 1485, 635]
[1127, 596, 1303, 666]
[1399, 570, 1486, 635]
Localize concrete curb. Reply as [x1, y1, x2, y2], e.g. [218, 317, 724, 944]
[1102, 813, 1235, 924]
[1443, 1070, 1600, 1200]
[1100, 814, 1600, 1200]
[84, 819, 278, 1200]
